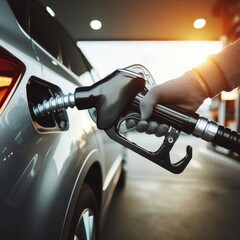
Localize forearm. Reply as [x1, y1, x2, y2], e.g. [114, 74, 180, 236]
[193, 38, 240, 98]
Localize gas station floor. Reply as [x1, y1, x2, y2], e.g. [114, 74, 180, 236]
[101, 134, 240, 240]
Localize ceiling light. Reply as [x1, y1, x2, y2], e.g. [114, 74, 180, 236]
[46, 6, 55, 17]
[193, 18, 206, 29]
[90, 20, 102, 30]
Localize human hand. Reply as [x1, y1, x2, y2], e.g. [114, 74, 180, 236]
[127, 71, 208, 136]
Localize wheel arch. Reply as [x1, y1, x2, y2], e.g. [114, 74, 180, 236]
[84, 161, 103, 212]
[60, 154, 103, 240]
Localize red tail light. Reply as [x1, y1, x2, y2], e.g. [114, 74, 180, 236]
[0, 47, 25, 114]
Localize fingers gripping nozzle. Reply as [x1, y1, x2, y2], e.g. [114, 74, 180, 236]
[113, 113, 192, 174]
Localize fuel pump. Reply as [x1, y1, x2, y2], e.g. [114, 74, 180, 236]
[32, 65, 240, 174]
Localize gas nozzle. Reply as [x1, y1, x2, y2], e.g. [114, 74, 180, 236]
[33, 64, 240, 174]
[33, 68, 145, 129]
[32, 66, 192, 174]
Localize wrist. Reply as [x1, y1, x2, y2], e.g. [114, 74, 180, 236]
[193, 58, 229, 98]
[191, 68, 211, 97]
[179, 71, 208, 111]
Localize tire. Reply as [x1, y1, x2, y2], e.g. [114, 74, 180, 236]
[68, 184, 99, 240]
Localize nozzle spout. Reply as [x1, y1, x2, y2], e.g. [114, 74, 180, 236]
[33, 93, 75, 118]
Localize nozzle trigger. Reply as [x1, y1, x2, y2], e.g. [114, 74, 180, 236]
[105, 118, 192, 174]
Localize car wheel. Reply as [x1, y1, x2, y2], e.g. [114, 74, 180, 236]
[68, 184, 99, 240]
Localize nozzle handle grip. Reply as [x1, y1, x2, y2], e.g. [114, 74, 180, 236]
[131, 96, 199, 134]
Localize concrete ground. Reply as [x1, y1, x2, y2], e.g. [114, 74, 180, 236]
[101, 133, 240, 240]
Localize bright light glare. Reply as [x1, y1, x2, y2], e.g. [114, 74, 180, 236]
[78, 41, 223, 116]
[194, 19, 206, 29]
[51, 60, 58, 66]
[221, 89, 239, 100]
[46, 6, 55, 17]
[78, 41, 223, 83]
[90, 20, 102, 30]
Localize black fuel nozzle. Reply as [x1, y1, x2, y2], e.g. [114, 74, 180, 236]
[74, 69, 145, 129]
[33, 68, 145, 129]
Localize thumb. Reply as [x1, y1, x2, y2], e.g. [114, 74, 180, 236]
[140, 92, 156, 120]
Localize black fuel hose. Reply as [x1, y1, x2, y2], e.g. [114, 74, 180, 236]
[131, 94, 240, 154]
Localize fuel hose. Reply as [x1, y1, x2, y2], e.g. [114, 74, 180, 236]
[131, 93, 240, 154]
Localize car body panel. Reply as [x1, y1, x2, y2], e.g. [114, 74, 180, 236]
[0, 0, 124, 239]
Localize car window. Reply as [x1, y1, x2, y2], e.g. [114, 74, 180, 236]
[29, 0, 60, 60]
[8, 0, 92, 79]
[57, 26, 88, 76]
[8, 0, 29, 33]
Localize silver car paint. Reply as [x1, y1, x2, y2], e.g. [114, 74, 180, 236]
[0, 1, 123, 239]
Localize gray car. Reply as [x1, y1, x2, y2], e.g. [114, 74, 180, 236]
[0, 0, 126, 239]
